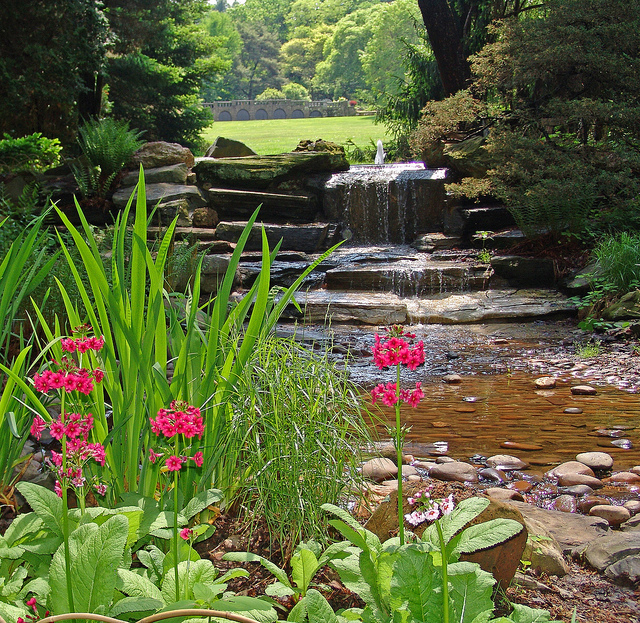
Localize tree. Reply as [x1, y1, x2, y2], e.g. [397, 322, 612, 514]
[312, 7, 377, 100]
[280, 26, 331, 94]
[104, 0, 226, 147]
[225, 21, 285, 100]
[0, 0, 108, 143]
[412, 0, 640, 238]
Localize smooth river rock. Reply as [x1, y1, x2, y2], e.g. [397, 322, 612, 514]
[603, 471, 640, 485]
[571, 385, 597, 395]
[576, 451, 614, 471]
[362, 458, 397, 482]
[429, 461, 479, 483]
[547, 461, 595, 479]
[534, 376, 556, 389]
[557, 473, 603, 489]
[589, 505, 632, 527]
[487, 454, 528, 471]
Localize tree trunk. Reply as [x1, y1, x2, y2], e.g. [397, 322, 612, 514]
[417, 0, 471, 96]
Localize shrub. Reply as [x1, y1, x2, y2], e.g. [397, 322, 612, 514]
[282, 82, 310, 100]
[0, 133, 62, 175]
[592, 232, 640, 293]
[255, 88, 286, 100]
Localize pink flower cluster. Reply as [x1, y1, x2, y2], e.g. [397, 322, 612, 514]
[148, 449, 204, 471]
[32, 412, 108, 498]
[372, 327, 425, 371]
[17, 597, 46, 623]
[33, 366, 104, 395]
[150, 399, 204, 440]
[404, 489, 455, 527]
[61, 335, 105, 353]
[371, 381, 424, 407]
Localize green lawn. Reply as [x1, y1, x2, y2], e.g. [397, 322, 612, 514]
[200, 115, 392, 155]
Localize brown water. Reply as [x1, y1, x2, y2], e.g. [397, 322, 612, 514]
[371, 372, 640, 471]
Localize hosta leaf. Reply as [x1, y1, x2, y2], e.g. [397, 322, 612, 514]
[448, 561, 495, 623]
[507, 603, 564, 623]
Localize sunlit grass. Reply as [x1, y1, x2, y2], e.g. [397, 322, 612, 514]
[200, 115, 392, 155]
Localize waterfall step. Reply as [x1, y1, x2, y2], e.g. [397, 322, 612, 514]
[207, 188, 317, 222]
[325, 260, 491, 296]
[291, 289, 577, 326]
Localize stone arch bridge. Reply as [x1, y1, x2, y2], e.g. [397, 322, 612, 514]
[202, 99, 355, 122]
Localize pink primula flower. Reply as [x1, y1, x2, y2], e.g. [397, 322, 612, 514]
[165, 455, 184, 471]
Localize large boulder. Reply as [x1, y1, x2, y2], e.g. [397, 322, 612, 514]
[112, 183, 207, 211]
[129, 142, 195, 169]
[205, 137, 257, 158]
[602, 290, 640, 321]
[442, 136, 490, 178]
[194, 152, 349, 190]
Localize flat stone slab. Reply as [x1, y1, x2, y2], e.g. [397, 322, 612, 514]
[406, 289, 576, 324]
[506, 500, 610, 553]
[295, 291, 407, 325]
[113, 183, 206, 209]
[215, 221, 330, 253]
[194, 152, 349, 189]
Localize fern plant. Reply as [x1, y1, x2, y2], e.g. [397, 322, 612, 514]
[73, 117, 144, 198]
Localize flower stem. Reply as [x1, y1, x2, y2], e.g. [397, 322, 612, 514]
[173, 470, 180, 603]
[436, 521, 450, 623]
[395, 363, 404, 545]
[60, 395, 75, 614]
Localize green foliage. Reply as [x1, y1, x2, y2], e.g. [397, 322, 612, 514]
[256, 88, 286, 100]
[0, 133, 62, 175]
[410, 0, 640, 240]
[73, 118, 145, 199]
[282, 82, 311, 100]
[592, 232, 640, 294]
[224, 335, 368, 550]
[319, 500, 559, 623]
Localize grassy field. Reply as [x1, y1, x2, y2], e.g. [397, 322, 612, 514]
[200, 115, 392, 155]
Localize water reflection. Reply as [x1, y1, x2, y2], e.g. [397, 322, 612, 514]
[369, 373, 640, 471]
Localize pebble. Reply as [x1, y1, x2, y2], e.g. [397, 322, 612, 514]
[486, 454, 527, 471]
[443, 374, 462, 384]
[412, 460, 436, 471]
[401, 465, 419, 477]
[576, 451, 614, 471]
[436, 456, 455, 463]
[501, 441, 543, 451]
[535, 376, 556, 389]
[508, 480, 533, 493]
[562, 485, 594, 496]
[577, 496, 610, 514]
[484, 487, 524, 502]
[589, 504, 631, 526]
[547, 461, 595, 479]
[603, 471, 640, 485]
[571, 385, 597, 395]
[564, 407, 583, 414]
[632, 466, 640, 476]
[362, 458, 397, 482]
[557, 473, 603, 489]
[623, 500, 640, 516]
[432, 421, 450, 428]
[478, 467, 507, 483]
[429, 461, 479, 483]
[552, 495, 577, 513]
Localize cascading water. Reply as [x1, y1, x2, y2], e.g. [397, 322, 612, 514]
[322, 163, 448, 244]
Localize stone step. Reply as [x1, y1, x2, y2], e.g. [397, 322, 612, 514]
[325, 259, 492, 296]
[207, 187, 317, 223]
[445, 205, 516, 238]
[289, 289, 577, 326]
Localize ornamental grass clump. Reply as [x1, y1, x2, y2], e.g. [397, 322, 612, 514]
[371, 325, 425, 544]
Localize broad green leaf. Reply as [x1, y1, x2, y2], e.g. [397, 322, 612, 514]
[3, 512, 43, 545]
[452, 519, 523, 557]
[421, 498, 490, 547]
[2, 566, 27, 597]
[507, 603, 564, 623]
[303, 589, 340, 623]
[138, 545, 165, 582]
[214, 596, 278, 623]
[265, 581, 296, 598]
[15, 482, 63, 536]
[291, 548, 320, 594]
[389, 546, 443, 621]
[116, 568, 163, 601]
[109, 596, 163, 617]
[21, 536, 63, 555]
[180, 488, 223, 521]
[50, 514, 128, 613]
[0, 600, 27, 622]
[161, 559, 217, 603]
[448, 561, 495, 623]
[223, 552, 291, 588]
